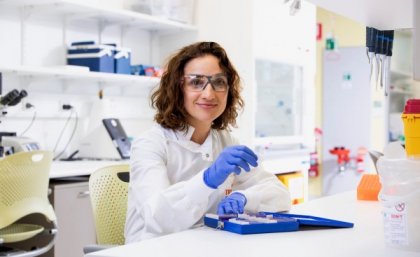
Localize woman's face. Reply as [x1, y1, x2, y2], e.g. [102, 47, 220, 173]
[183, 54, 228, 129]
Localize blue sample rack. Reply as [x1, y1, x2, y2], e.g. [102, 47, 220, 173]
[204, 212, 354, 235]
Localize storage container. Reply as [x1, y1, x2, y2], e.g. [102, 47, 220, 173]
[131, 0, 195, 24]
[377, 156, 420, 252]
[67, 42, 114, 73]
[114, 47, 131, 74]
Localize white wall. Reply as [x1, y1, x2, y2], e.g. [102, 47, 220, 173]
[194, 0, 254, 145]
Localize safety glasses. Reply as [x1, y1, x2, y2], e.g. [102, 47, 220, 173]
[183, 73, 229, 92]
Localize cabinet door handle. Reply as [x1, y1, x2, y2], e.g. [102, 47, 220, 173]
[78, 191, 90, 198]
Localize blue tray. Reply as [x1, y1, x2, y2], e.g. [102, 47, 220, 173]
[204, 212, 354, 235]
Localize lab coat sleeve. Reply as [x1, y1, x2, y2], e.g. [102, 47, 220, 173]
[233, 167, 292, 213]
[125, 131, 215, 243]
[222, 132, 291, 213]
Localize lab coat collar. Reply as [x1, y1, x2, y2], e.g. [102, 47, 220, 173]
[174, 125, 195, 141]
[169, 125, 214, 161]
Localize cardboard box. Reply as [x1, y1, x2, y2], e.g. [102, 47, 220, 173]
[277, 172, 305, 205]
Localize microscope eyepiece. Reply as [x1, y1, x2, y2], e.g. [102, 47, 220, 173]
[8, 90, 28, 106]
[0, 89, 20, 106]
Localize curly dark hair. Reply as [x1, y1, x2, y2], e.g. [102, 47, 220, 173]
[151, 41, 244, 131]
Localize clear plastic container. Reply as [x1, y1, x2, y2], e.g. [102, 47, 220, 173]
[131, 0, 195, 24]
[131, 0, 171, 18]
[377, 157, 420, 252]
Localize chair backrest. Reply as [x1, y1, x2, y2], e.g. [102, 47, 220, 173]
[89, 164, 129, 245]
[0, 151, 55, 229]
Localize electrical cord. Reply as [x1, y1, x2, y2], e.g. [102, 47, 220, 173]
[20, 103, 36, 136]
[53, 107, 79, 161]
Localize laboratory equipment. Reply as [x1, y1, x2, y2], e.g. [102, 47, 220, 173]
[308, 128, 322, 177]
[0, 88, 32, 156]
[0, 89, 28, 120]
[366, 27, 377, 82]
[356, 149, 383, 201]
[368, 149, 383, 172]
[365, 27, 394, 96]
[78, 118, 131, 160]
[377, 150, 420, 251]
[357, 174, 381, 201]
[0, 89, 27, 108]
[401, 99, 420, 158]
[329, 146, 350, 172]
[204, 212, 353, 235]
[0, 135, 41, 155]
[67, 41, 114, 73]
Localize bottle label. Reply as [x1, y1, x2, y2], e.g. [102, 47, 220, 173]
[381, 195, 409, 246]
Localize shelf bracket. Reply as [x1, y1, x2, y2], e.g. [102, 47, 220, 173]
[120, 25, 128, 46]
[98, 19, 106, 44]
[61, 80, 70, 94]
[19, 5, 33, 66]
[150, 30, 159, 66]
[62, 15, 69, 64]
[19, 76, 32, 91]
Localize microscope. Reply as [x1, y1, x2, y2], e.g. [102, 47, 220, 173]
[0, 73, 40, 156]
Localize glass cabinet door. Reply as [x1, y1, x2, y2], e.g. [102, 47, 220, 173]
[254, 59, 303, 142]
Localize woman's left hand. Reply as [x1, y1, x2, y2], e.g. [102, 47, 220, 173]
[217, 192, 247, 215]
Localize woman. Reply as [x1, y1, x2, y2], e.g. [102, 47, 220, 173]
[125, 41, 291, 243]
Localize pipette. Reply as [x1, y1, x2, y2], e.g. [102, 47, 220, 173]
[383, 30, 394, 96]
[366, 27, 377, 84]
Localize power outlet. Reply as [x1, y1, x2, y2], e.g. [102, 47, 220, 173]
[58, 102, 73, 111]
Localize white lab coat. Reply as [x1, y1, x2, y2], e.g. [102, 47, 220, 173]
[124, 124, 291, 243]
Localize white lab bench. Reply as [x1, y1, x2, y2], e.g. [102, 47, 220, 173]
[85, 191, 419, 257]
[50, 160, 126, 178]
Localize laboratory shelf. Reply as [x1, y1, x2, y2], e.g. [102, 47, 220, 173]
[390, 70, 412, 81]
[389, 86, 413, 96]
[0, 65, 160, 86]
[0, 0, 197, 34]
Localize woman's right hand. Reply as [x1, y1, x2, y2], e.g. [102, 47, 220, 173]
[203, 145, 258, 189]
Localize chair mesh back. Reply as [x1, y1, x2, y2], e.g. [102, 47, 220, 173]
[89, 164, 129, 245]
[0, 151, 55, 229]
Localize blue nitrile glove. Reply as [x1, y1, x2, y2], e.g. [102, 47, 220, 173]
[217, 192, 247, 215]
[203, 145, 258, 189]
